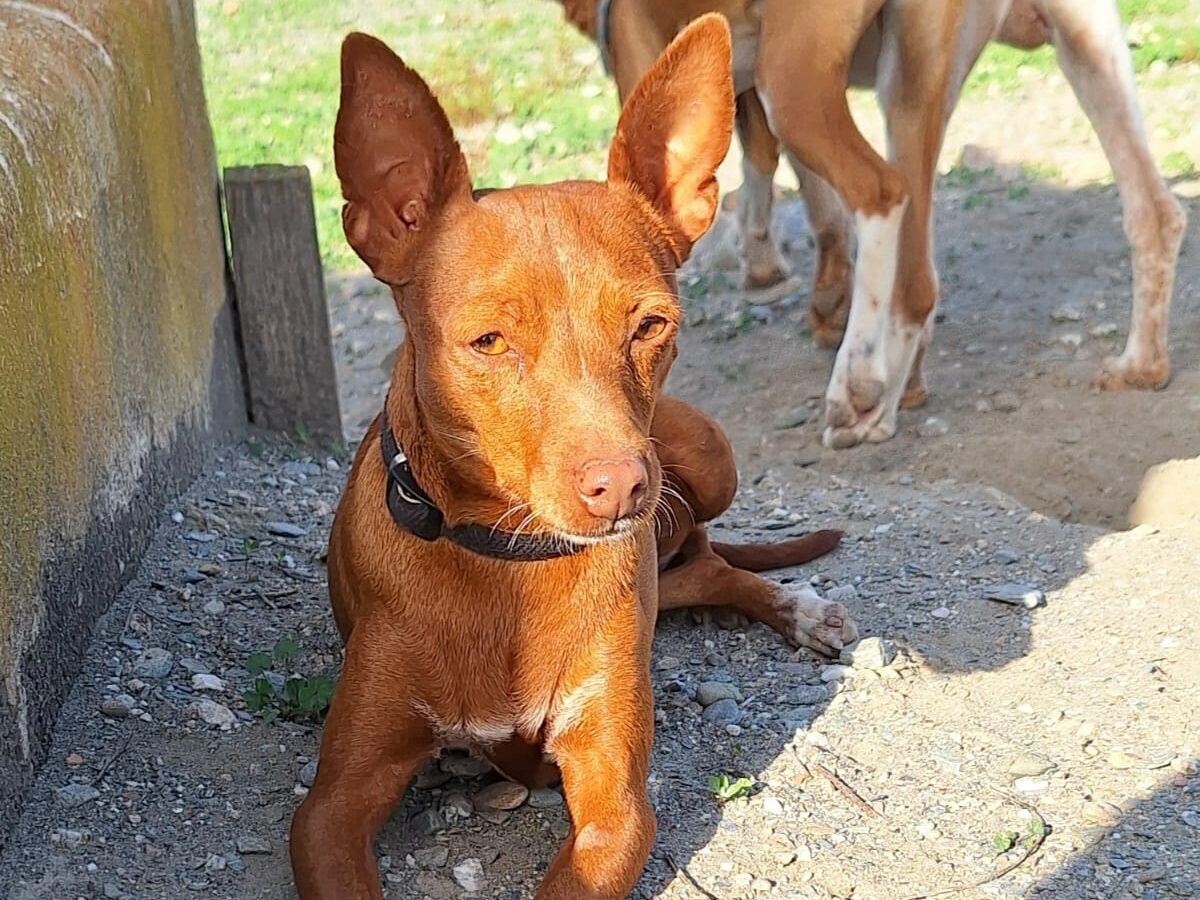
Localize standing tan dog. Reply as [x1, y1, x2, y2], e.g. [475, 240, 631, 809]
[560, 0, 1187, 449]
[290, 18, 857, 899]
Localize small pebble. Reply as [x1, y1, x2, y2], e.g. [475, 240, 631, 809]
[100, 696, 133, 719]
[696, 681, 743, 706]
[452, 857, 484, 892]
[527, 787, 564, 809]
[475, 781, 528, 811]
[917, 417, 949, 438]
[266, 521, 308, 538]
[191, 674, 224, 692]
[133, 648, 173, 680]
[839, 637, 896, 671]
[236, 834, 272, 855]
[984, 584, 1045, 609]
[299, 758, 318, 788]
[191, 699, 236, 731]
[774, 407, 813, 430]
[56, 783, 100, 808]
[1013, 777, 1048, 794]
[930, 607, 952, 619]
[203, 599, 226, 616]
[702, 698, 743, 726]
[413, 846, 449, 868]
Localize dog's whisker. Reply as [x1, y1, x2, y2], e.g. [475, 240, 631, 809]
[490, 502, 531, 537]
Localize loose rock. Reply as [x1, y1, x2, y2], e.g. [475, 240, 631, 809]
[452, 857, 484, 892]
[839, 637, 896, 670]
[696, 681, 743, 706]
[191, 699, 236, 730]
[527, 788, 564, 809]
[701, 698, 743, 726]
[265, 521, 308, 538]
[236, 834, 272, 855]
[56, 783, 100, 808]
[133, 648, 173, 680]
[475, 781, 528, 811]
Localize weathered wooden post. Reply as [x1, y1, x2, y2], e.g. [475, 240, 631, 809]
[224, 165, 343, 442]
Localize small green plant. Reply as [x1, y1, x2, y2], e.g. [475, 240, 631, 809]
[1006, 184, 1031, 201]
[243, 638, 334, 724]
[707, 774, 755, 803]
[992, 830, 1017, 852]
[992, 818, 1047, 854]
[242, 536, 261, 558]
[293, 421, 311, 446]
[1023, 817, 1047, 848]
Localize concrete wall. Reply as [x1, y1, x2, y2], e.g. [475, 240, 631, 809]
[0, 0, 246, 839]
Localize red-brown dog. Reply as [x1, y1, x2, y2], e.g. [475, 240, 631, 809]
[290, 17, 857, 899]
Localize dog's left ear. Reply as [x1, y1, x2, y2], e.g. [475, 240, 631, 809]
[607, 13, 734, 264]
[334, 32, 472, 284]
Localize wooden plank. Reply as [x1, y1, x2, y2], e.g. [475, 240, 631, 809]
[223, 164, 342, 442]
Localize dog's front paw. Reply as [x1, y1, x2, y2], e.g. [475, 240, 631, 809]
[775, 585, 858, 657]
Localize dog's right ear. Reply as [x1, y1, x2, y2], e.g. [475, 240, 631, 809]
[607, 14, 734, 265]
[334, 33, 472, 284]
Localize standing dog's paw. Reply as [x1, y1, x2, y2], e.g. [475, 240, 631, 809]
[775, 585, 858, 657]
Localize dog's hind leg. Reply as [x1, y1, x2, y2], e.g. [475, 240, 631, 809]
[1036, 0, 1186, 390]
[658, 528, 857, 657]
[736, 89, 791, 289]
[790, 159, 855, 348]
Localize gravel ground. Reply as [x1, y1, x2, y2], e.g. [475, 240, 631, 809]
[4, 59, 1198, 900]
[1, 436, 1196, 900]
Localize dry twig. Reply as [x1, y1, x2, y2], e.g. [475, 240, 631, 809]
[903, 787, 1049, 900]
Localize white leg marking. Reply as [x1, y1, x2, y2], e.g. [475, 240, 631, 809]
[775, 584, 858, 657]
[823, 202, 922, 449]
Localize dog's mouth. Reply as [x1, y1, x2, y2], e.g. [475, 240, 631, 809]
[554, 514, 650, 547]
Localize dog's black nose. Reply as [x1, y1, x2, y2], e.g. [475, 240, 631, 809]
[576, 457, 649, 522]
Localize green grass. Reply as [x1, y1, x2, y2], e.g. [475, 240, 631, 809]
[197, 0, 616, 273]
[197, 0, 1195, 274]
[968, 0, 1199, 93]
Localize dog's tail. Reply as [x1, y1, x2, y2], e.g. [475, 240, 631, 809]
[709, 529, 842, 573]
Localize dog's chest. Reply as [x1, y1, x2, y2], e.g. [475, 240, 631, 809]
[412, 668, 607, 754]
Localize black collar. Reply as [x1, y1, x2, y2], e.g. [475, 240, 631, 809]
[378, 403, 584, 562]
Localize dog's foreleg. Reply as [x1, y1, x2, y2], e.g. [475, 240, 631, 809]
[290, 640, 435, 900]
[1040, 0, 1186, 390]
[535, 670, 656, 899]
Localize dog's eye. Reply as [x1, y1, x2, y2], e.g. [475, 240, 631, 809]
[471, 333, 509, 356]
[634, 316, 668, 341]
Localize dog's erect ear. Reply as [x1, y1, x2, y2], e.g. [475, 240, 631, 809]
[607, 14, 734, 264]
[334, 33, 472, 283]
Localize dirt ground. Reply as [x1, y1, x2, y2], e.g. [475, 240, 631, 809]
[2, 54, 1198, 900]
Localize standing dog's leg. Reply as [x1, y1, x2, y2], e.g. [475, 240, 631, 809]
[291, 635, 435, 900]
[535, 664, 656, 899]
[1037, 0, 1186, 390]
[736, 90, 790, 290]
[757, 0, 912, 447]
[790, 158, 855, 348]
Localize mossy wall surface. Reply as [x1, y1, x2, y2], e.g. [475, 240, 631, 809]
[0, 0, 246, 840]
